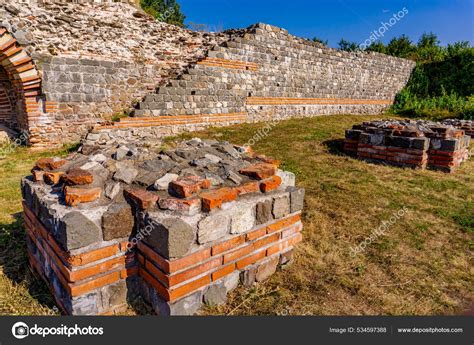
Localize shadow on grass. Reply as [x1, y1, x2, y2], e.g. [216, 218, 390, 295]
[322, 138, 346, 156]
[0, 212, 57, 312]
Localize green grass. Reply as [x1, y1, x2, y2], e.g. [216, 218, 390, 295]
[0, 114, 473, 315]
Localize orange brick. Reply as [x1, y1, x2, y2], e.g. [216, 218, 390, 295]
[137, 242, 170, 272]
[69, 245, 119, 266]
[260, 175, 282, 193]
[234, 182, 260, 195]
[266, 240, 291, 257]
[137, 253, 145, 266]
[253, 233, 281, 250]
[145, 260, 168, 285]
[200, 187, 239, 211]
[62, 168, 94, 186]
[239, 163, 276, 180]
[169, 275, 211, 301]
[64, 186, 101, 206]
[246, 227, 267, 241]
[236, 250, 266, 270]
[139, 268, 170, 300]
[120, 266, 138, 279]
[281, 222, 302, 239]
[256, 155, 281, 167]
[223, 244, 255, 264]
[124, 188, 159, 209]
[212, 235, 245, 256]
[169, 257, 222, 286]
[168, 248, 212, 273]
[69, 271, 120, 297]
[212, 263, 236, 281]
[169, 176, 210, 198]
[43, 171, 65, 185]
[69, 256, 125, 282]
[266, 214, 301, 234]
[35, 157, 67, 171]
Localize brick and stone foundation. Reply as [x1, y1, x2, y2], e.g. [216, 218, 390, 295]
[21, 139, 304, 315]
[442, 119, 474, 138]
[344, 120, 471, 173]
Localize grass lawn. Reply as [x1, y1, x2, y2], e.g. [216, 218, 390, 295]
[0, 115, 472, 315]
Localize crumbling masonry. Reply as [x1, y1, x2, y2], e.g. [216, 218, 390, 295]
[1, 0, 417, 149]
[22, 139, 304, 315]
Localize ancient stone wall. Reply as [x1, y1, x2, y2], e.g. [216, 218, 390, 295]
[134, 23, 416, 121]
[2, 2, 415, 148]
[1, 0, 230, 147]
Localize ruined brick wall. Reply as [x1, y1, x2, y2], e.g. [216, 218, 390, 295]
[95, 24, 416, 142]
[0, 66, 17, 128]
[2, 2, 415, 148]
[1, 0, 230, 147]
[134, 23, 416, 120]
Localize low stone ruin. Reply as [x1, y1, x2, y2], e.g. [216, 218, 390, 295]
[344, 119, 471, 172]
[442, 119, 474, 138]
[21, 139, 304, 315]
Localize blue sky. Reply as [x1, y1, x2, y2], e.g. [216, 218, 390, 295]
[179, 0, 474, 47]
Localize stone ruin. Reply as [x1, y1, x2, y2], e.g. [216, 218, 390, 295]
[344, 119, 472, 172]
[21, 139, 304, 315]
[1, 1, 415, 149]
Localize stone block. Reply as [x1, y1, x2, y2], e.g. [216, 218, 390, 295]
[256, 256, 279, 282]
[256, 199, 273, 225]
[287, 187, 305, 213]
[198, 212, 230, 244]
[203, 282, 228, 306]
[272, 194, 290, 219]
[144, 218, 195, 259]
[57, 211, 103, 251]
[102, 203, 134, 241]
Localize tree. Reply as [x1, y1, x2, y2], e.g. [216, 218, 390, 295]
[417, 32, 439, 48]
[365, 41, 386, 54]
[140, 0, 186, 27]
[386, 35, 415, 58]
[312, 37, 328, 46]
[338, 39, 359, 52]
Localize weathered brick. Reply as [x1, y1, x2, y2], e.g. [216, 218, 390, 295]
[63, 168, 94, 186]
[169, 176, 210, 198]
[239, 163, 276, 180]
[64, 186, 101, 206]
[260, 175, 282, 193]
[124, 188, 159, 210]
[200, 187, 239, 211]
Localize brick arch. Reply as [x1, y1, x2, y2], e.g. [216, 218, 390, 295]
[0, 27, 44, 144]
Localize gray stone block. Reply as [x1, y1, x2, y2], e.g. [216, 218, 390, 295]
[287, 187, 305, 213]
[272, 194, 290, 219]
[144, 218, 195, 259]
[203, 282, 227, 306]
[256, 200, 272, 225]
[57, 211, 103, 251]
[198, 212, 230, 244]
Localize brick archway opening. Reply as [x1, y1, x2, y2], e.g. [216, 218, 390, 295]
[0, 27, 44, 145]
[0, 65, 19, 130]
